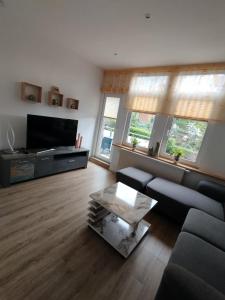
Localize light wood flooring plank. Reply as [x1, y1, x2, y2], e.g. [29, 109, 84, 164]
[0, 162, 179, 300]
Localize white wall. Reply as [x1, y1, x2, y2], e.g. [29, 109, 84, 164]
[197, 121, 225, 176]
[0, 31, 102, 151]
[111, 146, 185, 183]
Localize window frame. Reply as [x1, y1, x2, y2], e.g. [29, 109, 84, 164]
[159, 116, 208, 166]
[94, 94, 122, 163]
[122, 111, 156, 151]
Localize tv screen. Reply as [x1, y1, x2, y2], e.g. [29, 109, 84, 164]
[26, 114, 78, 149]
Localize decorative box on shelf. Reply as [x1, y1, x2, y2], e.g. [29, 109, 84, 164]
[21, 82, 42, 103]
[67, 98, 79, 110]
[48, 86, 63, 107]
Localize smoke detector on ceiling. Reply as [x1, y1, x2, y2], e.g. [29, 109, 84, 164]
[145, 13, 151, 20]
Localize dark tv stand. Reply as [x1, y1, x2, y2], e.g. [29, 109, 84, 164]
[0, 147, 89, 187]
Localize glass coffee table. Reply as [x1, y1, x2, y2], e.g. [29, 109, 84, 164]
[88, 182, 157, 258]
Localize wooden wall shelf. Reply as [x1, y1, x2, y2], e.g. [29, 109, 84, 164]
[48, 91, 63, 107]
[21, 82, 42, 103]
[66, 98, 79, 110]
[21, 83, 79, 110]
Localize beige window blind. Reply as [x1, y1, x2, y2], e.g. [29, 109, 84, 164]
[104, 97, 120, 119]
[101, 71, 131, 94]
[165, 72, 225, 121]
[126, 71, 225, 121]
[126, 73, 170, 114]
[101, 63, 225, 122]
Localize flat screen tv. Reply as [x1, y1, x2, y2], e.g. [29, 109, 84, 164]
[26, 114, 78, 149]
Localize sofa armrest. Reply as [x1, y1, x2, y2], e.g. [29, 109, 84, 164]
[155, 263, 225, 300]
[197, 180, 225, 203]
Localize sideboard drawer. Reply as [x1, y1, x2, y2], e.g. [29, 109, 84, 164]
[10, 159, 35, 183]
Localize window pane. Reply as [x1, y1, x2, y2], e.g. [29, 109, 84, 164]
[165, 118, 207, 162]
[97, 97, 120, 161]
[126, 112, 155, 148]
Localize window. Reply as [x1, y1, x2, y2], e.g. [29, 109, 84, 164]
[161, 118, 208, 162]
[125, 112, 155, 148]
[95, 96, 120, 161]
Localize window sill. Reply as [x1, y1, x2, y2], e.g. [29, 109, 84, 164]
[113, 143, 225, 182]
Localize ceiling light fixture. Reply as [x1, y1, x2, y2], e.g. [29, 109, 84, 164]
[145, 13, 151, 20]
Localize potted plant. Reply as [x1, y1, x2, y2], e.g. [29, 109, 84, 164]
[131, 137, 139, 151]
[173, 148, 184, 163]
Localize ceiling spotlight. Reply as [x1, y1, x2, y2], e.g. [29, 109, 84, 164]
[145, 13, 151, 20]
[0, 0, 5, 7]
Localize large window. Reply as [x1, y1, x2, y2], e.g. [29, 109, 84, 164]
[100, 65, 225, 170]
[125, 112, 155, 148]
[161, 118, 208, 162]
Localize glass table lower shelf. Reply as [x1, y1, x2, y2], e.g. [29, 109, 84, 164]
[87, 202, 150, 258]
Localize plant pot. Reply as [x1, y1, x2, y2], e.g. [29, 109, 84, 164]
[174, 154, 181, 164]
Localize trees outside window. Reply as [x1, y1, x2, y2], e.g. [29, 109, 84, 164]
[162, 118, 208, 162]
[126, 112, 155, 148]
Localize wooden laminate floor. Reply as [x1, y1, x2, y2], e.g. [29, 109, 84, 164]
[0, 162, 179, 300]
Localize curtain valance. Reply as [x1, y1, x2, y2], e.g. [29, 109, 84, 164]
[101, 71, 132, 94]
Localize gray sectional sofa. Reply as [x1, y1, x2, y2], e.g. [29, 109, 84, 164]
[116, 167, 225, 300]
[116, 167, 225, 223]
[156, 209, 225, 300]
[147, 177, 225, 223]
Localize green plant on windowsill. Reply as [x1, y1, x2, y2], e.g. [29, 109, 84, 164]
[173, 148, 184, 163]
[131, 137, 139, 151]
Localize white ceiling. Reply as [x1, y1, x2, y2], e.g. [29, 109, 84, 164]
[1, 0, 225, 69]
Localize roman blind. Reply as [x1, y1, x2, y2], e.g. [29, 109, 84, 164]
[104, 97, 120, 119]
[126, 70, 225, 121]
[101, 71, 131, 94]
[165, 71, 225, 121]
[126, 73, 170, 114]
[102, 63, 225, 122]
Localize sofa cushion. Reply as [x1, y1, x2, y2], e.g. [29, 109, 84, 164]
[169, 232, 225, 295]
[146, 178, 224, 223]
[116, 167, 153, 192]
[197, 180, 225, 204]
[182, 208, 225, 252]
[155, 263, 225, 300]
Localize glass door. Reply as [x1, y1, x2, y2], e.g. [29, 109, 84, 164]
[95, 96, 120, 162]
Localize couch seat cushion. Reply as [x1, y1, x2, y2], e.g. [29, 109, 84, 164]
[146, 178, 224, 222]
[155, 263, 225, 300]
[169, 232, 225, 295]
[182, 208, 225, 252]
[116, 167, 153, 192]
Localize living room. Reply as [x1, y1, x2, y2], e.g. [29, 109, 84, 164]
[0, 1, 225, 300]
